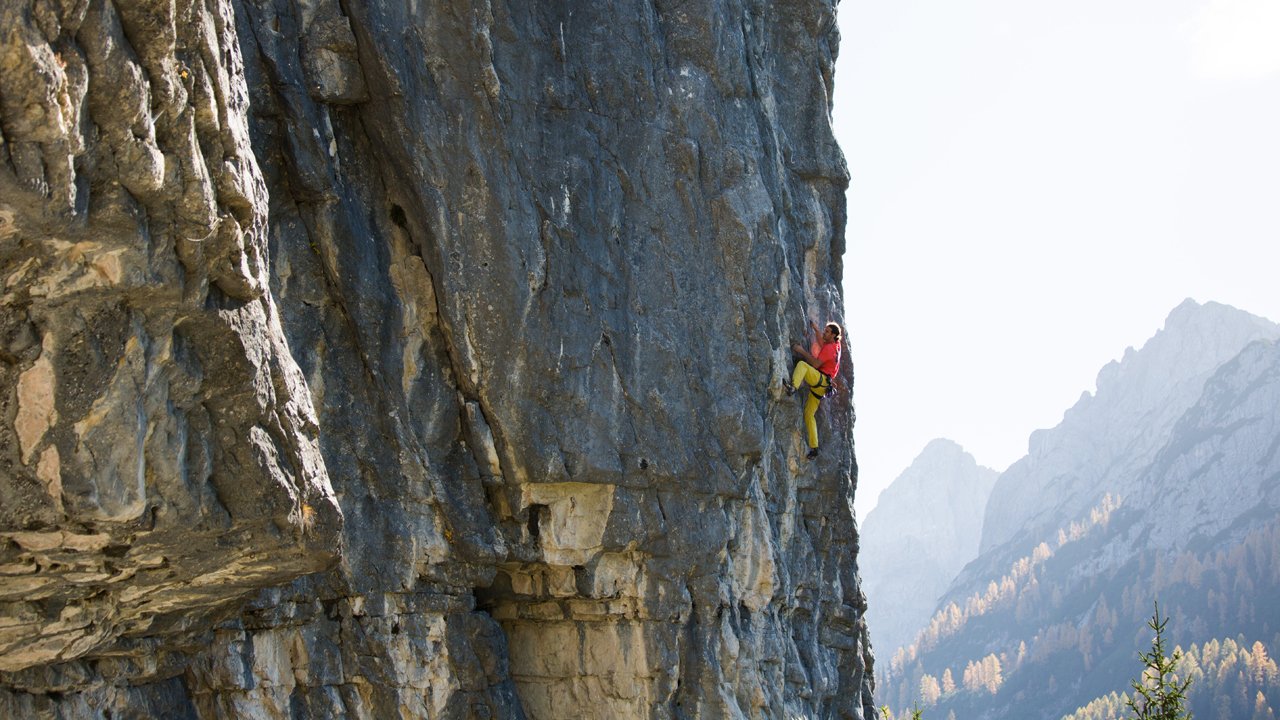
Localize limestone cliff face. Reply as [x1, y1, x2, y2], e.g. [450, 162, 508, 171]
[0, 1, 872, 718]
[0, 0, 342, 685]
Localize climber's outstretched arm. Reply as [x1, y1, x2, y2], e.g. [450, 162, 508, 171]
[791, 342, 818, 367]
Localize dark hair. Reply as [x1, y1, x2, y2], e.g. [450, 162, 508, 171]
[825, 322, 842, 339]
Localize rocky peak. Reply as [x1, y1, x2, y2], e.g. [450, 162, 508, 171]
[883, 327, 1280, 720]
[981, 300, 1279, 555]
[867, 439, 994, 557]
[861, 439, 997, 657]
[1091, 299, 1278, 415]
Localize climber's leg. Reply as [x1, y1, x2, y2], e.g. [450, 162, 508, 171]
[791, 360, 822, 391]
[804, 390, 822, 449]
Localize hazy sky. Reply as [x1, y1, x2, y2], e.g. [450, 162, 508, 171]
[833, 0, 1280, 518]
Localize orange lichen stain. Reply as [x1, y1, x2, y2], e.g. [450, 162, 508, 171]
[299, 503, 317, 535]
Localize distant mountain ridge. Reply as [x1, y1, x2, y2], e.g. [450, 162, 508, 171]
[877, 300, 1280, 720]
[979, 299, 1279, 560]
[862, 439, 998, 658]
[1136, 335, 1280, 551]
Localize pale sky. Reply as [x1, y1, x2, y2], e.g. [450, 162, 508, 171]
[833, 0, 1280, 518]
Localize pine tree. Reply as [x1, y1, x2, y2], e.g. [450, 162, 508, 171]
[880, 704, 925, 720]
[1127, 602, 1193, 720]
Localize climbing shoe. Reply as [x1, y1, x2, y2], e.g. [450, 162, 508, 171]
[783, 381, 797, 396]
[807, 447, 819, 460]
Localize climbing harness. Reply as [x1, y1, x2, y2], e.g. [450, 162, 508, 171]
[810, 372, 834, 400]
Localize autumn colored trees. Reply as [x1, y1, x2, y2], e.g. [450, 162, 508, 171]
[878, 500, 1280, 719]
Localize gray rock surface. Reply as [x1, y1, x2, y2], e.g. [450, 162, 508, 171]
[0, 1, 874, 718]
[0, 0, 342, 680]
[860, 439, 996, 657]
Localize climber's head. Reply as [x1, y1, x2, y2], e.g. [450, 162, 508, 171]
[824, 322, 842, 343]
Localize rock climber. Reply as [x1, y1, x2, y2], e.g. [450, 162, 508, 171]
[783, 320, 843, 459]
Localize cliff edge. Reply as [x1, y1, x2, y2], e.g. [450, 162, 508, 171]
[0, 1, 873, 718]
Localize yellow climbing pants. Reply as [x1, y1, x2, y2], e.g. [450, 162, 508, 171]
[791, 361, 828, 449]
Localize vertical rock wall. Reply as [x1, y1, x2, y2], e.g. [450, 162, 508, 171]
[0, 0, 341, 697]
[0, 0, 875, 718]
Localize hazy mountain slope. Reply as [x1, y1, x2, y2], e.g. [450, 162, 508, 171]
[879, 308, 1280, 720]
[1137, 337, 1280, 551]
[980, 299, 1278, 559]
[861, 439, 998, 658]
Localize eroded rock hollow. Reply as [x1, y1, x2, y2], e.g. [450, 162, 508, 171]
[0, 1, 874, 717]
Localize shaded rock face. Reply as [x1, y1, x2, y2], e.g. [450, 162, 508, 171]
[860, 439, 996, 657]
[0, 0, 341, 682]
[1, 1, 873, 719]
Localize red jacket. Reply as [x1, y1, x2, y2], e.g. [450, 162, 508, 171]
[813, 340, 841, 377]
